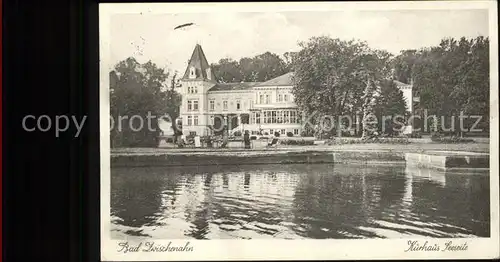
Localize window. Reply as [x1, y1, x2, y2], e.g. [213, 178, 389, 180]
[251, 113, 256, 124]
[194, 86, 198, 93]
[190, 131, 197, 136]
[259, 94, 264, 104]
[270, 129, 274, 135]
[194, 116, 198, 126]
[265, 94, 270, 104]
[210, 116, 214, 125]
[284, 94, 288, 102]
[256, 112, 261, 124]
[278, 94, 283, 102]
[290, 111, 296, 123]
[188, 86, 191, 94]
[188, 100, 198, 111]
[294, 129, 299, 135]
[271, 111, 277, 124]
[223, 101, 228, 110]
[209, 100, 215, 111]
[281, 129, 285, 135]
[284, 111, 290, 123]
[236, 100, 241, 110]
[277, 111, 283, 123]
[189, 66, 196, 79]
[187, 116, 192, 126]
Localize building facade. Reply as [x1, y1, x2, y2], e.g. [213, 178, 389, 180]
[178, 44, 414, 137]
[179, 44, 302, 137]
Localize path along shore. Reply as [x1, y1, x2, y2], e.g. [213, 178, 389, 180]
[109, 142, 491, 167]
[111, 142, 490, 156]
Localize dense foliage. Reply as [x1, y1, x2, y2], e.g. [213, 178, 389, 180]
[292, 36, 489, 138]
[373, 79, 409, 136]
[291, 36, 393, 138]
[211, 52, 292, 83]
[110, 58, 181, 147]
[392, 36, 489, 134]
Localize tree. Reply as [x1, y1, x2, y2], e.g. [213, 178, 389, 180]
[450, 36, 489, 134]
[407, 36, 489, 135]
[391, 49, 418, 84]
[358, 50, 393, 139]
[283, 51, 297, 71]
[248, 52, 289, 82]
[210, 58, 242, 83]
[164, 71, 182, 138]
[110, 57, 181, 147]
[292, 36, 392, 138]
[211, 52, 290, 83]
[373, 79, 408, 136]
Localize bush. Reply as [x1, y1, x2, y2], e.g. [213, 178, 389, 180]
[300, 130, 314, 137]
[405, 132, 422, 138]
[326, 137, 410, 145]
[431, 135, 474, 143]
[286, 132, 294, 137]
[430, 132, 443, 140]
[279, 139, 315, 146]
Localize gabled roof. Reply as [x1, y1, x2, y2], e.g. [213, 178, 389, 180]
[258, 72, 294, 86]
[209, 82, 261, 92]
[182, 44, 217, 82]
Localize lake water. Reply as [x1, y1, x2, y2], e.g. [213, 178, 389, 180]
[110, 164, 490, 239]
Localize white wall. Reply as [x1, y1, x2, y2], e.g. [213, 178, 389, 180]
[206, 91, 254, 114]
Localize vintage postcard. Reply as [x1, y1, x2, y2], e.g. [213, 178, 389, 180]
[99, 1, 499, 260]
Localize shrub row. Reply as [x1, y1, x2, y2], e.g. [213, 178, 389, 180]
[430, 136, 475, 143]
[279, 139, 316, 146]
[326, 137, 410, 145]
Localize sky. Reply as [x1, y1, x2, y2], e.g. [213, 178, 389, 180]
[108, 8, 489, 75]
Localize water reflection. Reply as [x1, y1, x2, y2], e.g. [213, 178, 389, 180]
[110, 164, 490, 239]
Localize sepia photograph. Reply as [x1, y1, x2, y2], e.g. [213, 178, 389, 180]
[100, 1, 499, 260]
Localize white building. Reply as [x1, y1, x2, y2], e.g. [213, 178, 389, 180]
[179, 44, 302, 137]
[178, 44, 413, 137]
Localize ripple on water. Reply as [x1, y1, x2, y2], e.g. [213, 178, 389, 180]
[110, 164, 490, 239]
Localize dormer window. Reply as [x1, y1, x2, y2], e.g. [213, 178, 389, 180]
[206, 68, 212, 80]
[189, 66, 196, 79]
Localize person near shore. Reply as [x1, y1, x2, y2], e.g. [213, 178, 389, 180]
[243, 130, 251, 149]
[221, 131, 228, 148]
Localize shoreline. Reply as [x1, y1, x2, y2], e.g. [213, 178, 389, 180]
[109, 143, 490, 168]
[111, 142, 490, 155]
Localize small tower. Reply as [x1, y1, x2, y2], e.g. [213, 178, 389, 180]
[179, 44, 217, 136]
